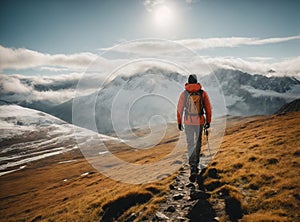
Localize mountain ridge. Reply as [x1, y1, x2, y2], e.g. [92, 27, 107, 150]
[50, 68, 300, 133]
[1, 68, 299, 134]
[275, 98, 300, 114]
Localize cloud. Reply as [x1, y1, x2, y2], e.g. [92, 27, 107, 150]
[176, 37, 255, 50]
[247, 57, 274, 62]
[250, 36, 300, 45]
[0, 73, 81, 104]
[177, 36, 300, 50]
[100, 36, 300, 54]
[192, 56, 300, 77]
[99, 40, 185, 55]
[2, 35, 299, 73]
[198, 56, 271, 75]
[0, 75, 32, 94]
[1, 54, 299, 107]
[272, 56, 300, 76]
[28, 89, 76, 104]
[97, 37, 300, 77]
[0, 45, 100, 71]
[0, 70, 112, 105]
[143, 0, 165, 12]
[143, 0, 194, 12]
[40, 66, 70, 72]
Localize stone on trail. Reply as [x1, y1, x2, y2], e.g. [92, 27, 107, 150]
[186, 183, 196, 189]
[169, 184, 175, 190]
[173, 194, 184, 200]
[166, 205, 176, 212]
[155, 211, 169, 220]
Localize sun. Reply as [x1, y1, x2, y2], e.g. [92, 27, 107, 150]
[154, 5, 173, 26]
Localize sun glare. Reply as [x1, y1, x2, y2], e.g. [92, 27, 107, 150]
[154, 5, 174, 27]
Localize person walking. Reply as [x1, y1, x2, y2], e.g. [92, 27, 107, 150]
[177, 74, 212, 182]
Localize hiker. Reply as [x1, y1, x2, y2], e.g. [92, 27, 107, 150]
[177, 74, 212, 181]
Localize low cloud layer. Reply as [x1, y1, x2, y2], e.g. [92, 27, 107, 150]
[0, 73, 100, 104]
[197, 56, 300, 77]
[0, 65, 121, 106]
[0, 36, 299, 101]
[0, 45, 98, 71]
[0, 75, 32, 94]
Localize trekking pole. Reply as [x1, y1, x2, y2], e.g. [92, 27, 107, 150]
[204, 127, 212, 159]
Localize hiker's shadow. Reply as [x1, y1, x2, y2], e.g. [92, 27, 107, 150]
[187, 199, 216, 222]
[187, 167, 217, 221]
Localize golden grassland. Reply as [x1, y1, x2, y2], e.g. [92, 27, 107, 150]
[0, 111, 299, 221]
[0, 126, 180, 222]
[204, 111, 300, 221]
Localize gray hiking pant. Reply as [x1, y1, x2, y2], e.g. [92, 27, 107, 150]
[185, 125, 203, 169]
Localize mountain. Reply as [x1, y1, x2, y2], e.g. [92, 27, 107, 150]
[47, 68, 300, 134]
[51, 68, 190, 134]
[0, 105, 118, 176]
[212, 69, 300, 116]
[275, 98, 300, 114]
[48, 99, 73, 123]
[2, 68, 299, 134]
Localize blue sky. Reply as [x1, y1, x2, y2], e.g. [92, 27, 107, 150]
[0, 0, 299, 77]
[1, 0, 299, 53]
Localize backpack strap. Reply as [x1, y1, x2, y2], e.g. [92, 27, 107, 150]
[183, 90, 189, 121]
[198, 89, 205, 115]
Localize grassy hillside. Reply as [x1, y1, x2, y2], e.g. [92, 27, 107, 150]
[0, 131, 179, 222]
[204, 111, 300, 221]
[0, 111, 299, 221]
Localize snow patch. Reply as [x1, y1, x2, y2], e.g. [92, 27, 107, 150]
[0, 105, 119, 176]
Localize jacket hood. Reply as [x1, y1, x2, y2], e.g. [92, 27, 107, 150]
[185, 83, 202, 92]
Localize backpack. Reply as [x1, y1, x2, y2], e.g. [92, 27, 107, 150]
[184, 90, 204, 120]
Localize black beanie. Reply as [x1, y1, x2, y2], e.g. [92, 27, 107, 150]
[188, 74, 197, 84]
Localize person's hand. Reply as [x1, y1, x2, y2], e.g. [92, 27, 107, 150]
[178, 123, 183, 131]
[204, 123, 210, 129]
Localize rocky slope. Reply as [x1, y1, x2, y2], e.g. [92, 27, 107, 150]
[275, 98, 300, 114]
[211, 69, 300, 116]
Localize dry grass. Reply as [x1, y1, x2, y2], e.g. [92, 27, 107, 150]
[1, 112, 299, 221]
[0, 125, 179, 222]
[205, 112, 300, 221]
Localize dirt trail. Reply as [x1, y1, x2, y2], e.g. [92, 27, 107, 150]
[154, 163, 225, 222]
[153, 111, 300, 222]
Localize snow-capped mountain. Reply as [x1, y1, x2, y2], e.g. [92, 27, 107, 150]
[48, 68, 299, 134]
[211, 69, 300, 116]
[2, 68, 299, 135]
[0, 105, 118, 176]
[67, 70, 300, 132]
[70, 69, 190, 134]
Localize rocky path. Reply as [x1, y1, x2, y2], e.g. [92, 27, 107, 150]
[153, 163, 225, 222]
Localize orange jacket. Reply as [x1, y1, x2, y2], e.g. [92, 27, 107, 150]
[177, 83, 212, 125]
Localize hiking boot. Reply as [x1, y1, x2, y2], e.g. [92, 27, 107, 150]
[191, 166, 199, 174]
[189, 166, 199, 182]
